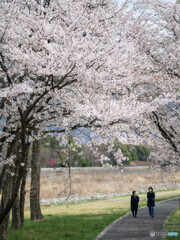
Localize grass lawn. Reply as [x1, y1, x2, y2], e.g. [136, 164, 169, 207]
[166, 207, 180, 240]
[8, 189, 180, 240]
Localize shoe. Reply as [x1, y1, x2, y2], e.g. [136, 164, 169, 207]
[135, 215, 137, 218]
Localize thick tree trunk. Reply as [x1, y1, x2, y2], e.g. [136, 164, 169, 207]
[12, 146, 29, 229]
[0, 141, 16, 240]
[12, 196, 20, 229]
[0, 172, 13, 240]
[0, 214, 10, 240]
[0, 140, 30, 230]
[30, 134, 43, 220]
[0, 166, 24, 224]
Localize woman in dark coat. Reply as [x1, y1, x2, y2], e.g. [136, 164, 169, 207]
[131, 190, 139, 218]
[147, 187, 155, 217]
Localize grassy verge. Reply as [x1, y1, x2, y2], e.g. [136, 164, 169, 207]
[9, 189, 180, 240]
[166, 208, 180, 240]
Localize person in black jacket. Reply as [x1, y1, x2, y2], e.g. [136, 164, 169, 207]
[147, 187, 155, 217]
[131, 190, 139, 218]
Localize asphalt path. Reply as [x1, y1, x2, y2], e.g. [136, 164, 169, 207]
[95, 197, 179, 240]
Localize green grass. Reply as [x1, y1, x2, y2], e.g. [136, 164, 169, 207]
[9, 212, 127, 240]
[8, 189, 180, 240]
[166, 208, 180, 240]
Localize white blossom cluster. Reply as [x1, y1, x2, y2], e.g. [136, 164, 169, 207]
[0, 0, 179, 169]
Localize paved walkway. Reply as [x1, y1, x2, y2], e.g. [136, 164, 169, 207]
[95, 197, 179, 240]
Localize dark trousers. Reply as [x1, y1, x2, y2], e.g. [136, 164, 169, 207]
[132, 207, 138, 216]
[149, 206, 154, 216]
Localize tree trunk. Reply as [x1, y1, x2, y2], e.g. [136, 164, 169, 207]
[12, 145, 29, 229]
[20, 170, 28, 228]
[0, 171, 13, 240]
[12, 196, 20, 229]
[0, 214, 10, 240]
[0, 140, 30, 228]
[30, 134, 43, 220]
[0, 141, 16, 240]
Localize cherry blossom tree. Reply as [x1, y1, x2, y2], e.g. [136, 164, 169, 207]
[122, 0, 180, 169]
[0, 0, 142, 237]
[0, 0, 179, 239]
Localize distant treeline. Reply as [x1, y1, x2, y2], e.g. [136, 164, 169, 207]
[38, 136, 150, 168]
[109, 141, 150, 165]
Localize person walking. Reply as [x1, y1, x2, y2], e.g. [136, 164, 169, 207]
[131, 190, 139, 218]
[147, 187, 155, 217]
